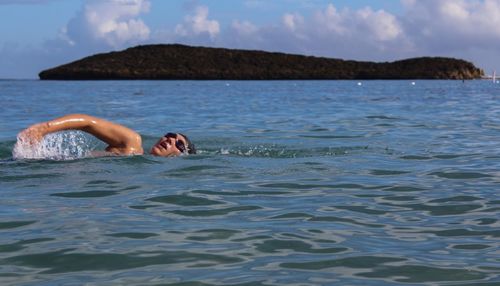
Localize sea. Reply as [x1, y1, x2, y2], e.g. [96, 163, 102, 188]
[0, 80, 499, 285]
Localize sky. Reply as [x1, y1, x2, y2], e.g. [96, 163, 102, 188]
[1, 0, 499, 79]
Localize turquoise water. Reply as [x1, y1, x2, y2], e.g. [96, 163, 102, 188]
[0, 80, 499, 285]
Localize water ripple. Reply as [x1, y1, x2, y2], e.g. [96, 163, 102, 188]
[255, 239, 347, 254]
[0, 238, 53, 253]
[359, 265, 487, 283]
[50, 190, 119, 198]
[168, 206, 262, 217]
[147, 194, 224, 206]
[4, 249, 243, 274]
[281, 255, 405, 270]
[2, 80, 499, 285]
[381, 202, 483, 216]
[0, 221, 36, 230]
[429, 171, 492, 179]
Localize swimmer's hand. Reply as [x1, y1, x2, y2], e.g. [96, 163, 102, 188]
[17, 123, 48, 145]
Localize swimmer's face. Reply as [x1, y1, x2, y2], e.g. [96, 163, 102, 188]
[150, 133, 188, 157]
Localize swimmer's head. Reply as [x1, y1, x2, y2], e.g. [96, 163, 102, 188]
[150, 133, 196, 157]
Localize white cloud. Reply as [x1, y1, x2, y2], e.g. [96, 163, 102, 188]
[355, 7, 402, 42]
[309, 4, 403, 42]
[175, 5, 220, 40]
[5, 0, 500, 78]
[402, 0, 500, 40]
[225, 4, 408, 60]
[231, 20, 259, 36]
[399, 0, 500, 70]
[218, 1, 500, 71]
[282, 13, 304, 33]
[64, 0, 151, 49]
[440, 1, 470, 20]
[313, 4, 348, 35]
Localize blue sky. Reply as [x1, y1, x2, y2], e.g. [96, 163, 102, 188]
[1, 0, 499, 78]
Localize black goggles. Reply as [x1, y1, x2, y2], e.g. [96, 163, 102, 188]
[164, 133, 186, 153]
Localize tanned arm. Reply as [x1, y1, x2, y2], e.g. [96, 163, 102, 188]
[18, 114, 143, 155]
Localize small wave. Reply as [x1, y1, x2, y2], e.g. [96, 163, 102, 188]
[429, 171, 492, 179]
[366, 115, 401, 120]
[12, 131, 94, 161]
[207, 145, 368, 158]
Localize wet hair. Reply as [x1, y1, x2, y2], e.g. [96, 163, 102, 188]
[178, 133, 196, 154]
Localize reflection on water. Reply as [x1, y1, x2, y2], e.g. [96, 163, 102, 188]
[0, 80, 499, 285]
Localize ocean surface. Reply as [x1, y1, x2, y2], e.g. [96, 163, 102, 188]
[0, 80, 499, 285]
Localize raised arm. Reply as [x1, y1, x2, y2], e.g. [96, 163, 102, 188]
[18, 114, 143, 155]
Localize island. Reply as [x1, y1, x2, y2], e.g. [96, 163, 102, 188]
[39, 44, 484, 80]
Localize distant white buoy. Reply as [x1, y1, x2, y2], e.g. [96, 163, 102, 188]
[357, 82, 362, 86]
[411, 82, 416, 85]
[225, 83, 230, 86]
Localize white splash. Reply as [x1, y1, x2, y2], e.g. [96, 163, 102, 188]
[13, 131, 92, 161]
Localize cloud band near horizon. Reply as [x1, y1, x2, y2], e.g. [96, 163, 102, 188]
[1, 0, 499, 78]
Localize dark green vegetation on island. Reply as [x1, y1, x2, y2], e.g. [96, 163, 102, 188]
[39, 44, 484, 80]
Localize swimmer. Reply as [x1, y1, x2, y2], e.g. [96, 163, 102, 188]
[18, 114, 196, 157]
